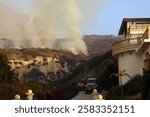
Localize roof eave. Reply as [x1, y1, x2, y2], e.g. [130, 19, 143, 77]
[118, 18, 150, 35]
[118, 18, 126, 35]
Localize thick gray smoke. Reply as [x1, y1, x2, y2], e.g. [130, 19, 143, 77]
[0, 0, 88, 55]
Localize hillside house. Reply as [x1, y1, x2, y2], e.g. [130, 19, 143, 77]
[112, 18, 150, 85]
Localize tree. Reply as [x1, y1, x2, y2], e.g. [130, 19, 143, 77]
[0, 51, 11, 83]
[142, 68, 150, 99]
[97, 59, 118, 90]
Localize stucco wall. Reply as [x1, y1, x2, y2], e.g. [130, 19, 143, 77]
[118, 51, 144, 85]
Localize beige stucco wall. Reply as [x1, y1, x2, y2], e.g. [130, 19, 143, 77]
[118, 51, 144, 85]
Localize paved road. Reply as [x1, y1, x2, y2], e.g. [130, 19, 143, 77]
[71, 91, 93, 100]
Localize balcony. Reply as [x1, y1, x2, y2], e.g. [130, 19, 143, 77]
[112, 38, 140, 56]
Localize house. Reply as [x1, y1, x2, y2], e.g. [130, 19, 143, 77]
[112, 18, 150, 85]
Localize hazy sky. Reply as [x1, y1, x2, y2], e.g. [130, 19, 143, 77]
[2, 0, 150, 36]
[90, 0, 150, 35]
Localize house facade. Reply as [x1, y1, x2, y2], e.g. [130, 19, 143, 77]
[112, 18, 150, 85]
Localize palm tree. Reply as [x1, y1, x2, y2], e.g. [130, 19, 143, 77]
[109, 69, 131, 96]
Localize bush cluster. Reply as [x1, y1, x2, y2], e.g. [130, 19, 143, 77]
[107, 74, 144, 100]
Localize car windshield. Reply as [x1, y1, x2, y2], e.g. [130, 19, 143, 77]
[87, 80, 96, 83]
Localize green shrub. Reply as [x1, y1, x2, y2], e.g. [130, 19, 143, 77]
[106, 85, 123, 100]
[124, 74, 143, 96]
[106, 74, 143, 100]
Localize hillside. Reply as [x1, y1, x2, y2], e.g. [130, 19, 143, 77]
[1, 48, 84, 83]
[83, 35, 120, 56]
[1, 35, 119, 80]
[0, 35, 121, 83]
[0, 35, 120, 99]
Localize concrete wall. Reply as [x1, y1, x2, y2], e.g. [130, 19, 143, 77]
[118, 51, 144, 85]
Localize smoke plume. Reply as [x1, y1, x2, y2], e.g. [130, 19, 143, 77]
[0, 0, 88, 55]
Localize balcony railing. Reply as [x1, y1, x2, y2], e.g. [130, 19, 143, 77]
[112, 38, 140, 56]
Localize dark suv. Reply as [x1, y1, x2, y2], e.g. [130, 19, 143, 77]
[85, 78, 97, 94]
